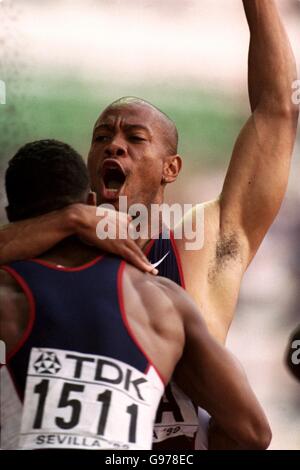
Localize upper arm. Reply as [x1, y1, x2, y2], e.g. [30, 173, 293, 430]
[220, 108, 298, 263]
[0, 269, 29, 355]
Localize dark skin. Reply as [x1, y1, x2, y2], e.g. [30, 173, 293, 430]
[0, 236, 271, 450]
[89, 102, 180, 211]
[0, 0, 298, 448]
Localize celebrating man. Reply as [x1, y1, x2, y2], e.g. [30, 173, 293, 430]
[0, 0, 298, 449]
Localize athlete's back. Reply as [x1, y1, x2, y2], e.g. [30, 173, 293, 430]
[0, 240, 175, 450]
[1, 237, 271, 450]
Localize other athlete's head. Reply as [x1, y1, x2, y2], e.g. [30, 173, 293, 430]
[5, 139, 90, 222]
[88, 97, 182, 210]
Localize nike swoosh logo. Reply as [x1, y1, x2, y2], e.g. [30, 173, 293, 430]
[151, 251, 170, 269]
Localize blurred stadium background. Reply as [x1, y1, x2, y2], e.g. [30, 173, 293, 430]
[0, 0, 299, 449]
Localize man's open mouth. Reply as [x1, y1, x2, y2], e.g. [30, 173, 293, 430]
[100, 160, 127, 200]
[103, 167, 126, 191]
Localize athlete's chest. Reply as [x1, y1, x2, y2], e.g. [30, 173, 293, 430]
[176, 241, 243, 341]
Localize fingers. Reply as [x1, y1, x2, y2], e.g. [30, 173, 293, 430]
[114, 214, 158, 273]
[122, 240, 158, 275]
[123, 248, 158, 274]
[79, 207, 158, 274]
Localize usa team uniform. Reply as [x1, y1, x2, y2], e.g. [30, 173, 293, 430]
[0, 256, 164, 450]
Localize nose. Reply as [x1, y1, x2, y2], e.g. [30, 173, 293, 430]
[104, 142, 126, 158]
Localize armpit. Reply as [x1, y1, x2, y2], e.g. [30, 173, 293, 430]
[208, 233, 242, 282]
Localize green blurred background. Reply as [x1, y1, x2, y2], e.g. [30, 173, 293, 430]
[0, 74, 245, 167]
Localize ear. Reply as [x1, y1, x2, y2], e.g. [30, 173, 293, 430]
[86, 191, 97, 206]
[162, 155, 182, 184]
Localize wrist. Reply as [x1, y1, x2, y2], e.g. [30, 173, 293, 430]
[63, 203, 87, 234]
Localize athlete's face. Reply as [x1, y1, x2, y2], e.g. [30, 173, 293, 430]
[88, 104, 180, 211]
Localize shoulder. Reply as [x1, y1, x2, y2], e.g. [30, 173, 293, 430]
[0, 267, 29, 355]
[176, 199, 220, 234]
[122, 263, 188, 332]
[0, 267, 28, 317]
[123, 263, 204, 328]
[0, 267, 22, 292]
[124, 263, 185, 302]
[0, 266, 26, 315]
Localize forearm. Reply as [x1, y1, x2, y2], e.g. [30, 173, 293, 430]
[0, 206, 76, 265]
[243, 0, 297, 113]
[175, 336, 271, 449]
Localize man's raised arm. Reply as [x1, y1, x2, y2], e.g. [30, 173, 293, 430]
[220, 0, 299, 266]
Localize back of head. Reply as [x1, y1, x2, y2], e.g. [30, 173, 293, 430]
[5, 139, 89, 222]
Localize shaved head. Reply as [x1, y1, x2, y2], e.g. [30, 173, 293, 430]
[101, 96, 178, 155]
[89, 96, 182, 208]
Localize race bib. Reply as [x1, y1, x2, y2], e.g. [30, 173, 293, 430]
[153, 381, 198, 442]
[19, 348, 163, 450]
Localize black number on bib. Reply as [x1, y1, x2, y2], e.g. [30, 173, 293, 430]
[31, 379, 140, 442]
[126, 404, 138, 443]
[97, 390, 112, 435]
[33, 379, 49, 429]
[55, 383, 84, 429]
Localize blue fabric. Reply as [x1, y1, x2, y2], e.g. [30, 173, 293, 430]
[147, 232, 182, 287]
[8, 256, 148, 399]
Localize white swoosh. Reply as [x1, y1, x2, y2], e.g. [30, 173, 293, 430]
[151, 251, 170, 269]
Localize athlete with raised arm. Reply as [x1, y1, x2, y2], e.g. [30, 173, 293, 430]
[0, 140, 271, 450]
[0, 0, 298, 448]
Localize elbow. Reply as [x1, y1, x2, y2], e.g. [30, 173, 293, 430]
[239, 416, 272, 450]
[247, 424, 272, 450]
[257, 97, 299, 123]
[64, 203, 85, 232]
[273, 100, 299, 123]
[279, 103, 299, 122]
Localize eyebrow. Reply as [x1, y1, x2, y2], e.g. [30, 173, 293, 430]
[94, 124, 114, 132]
[94, 123, 152, 136]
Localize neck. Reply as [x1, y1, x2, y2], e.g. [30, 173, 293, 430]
[37, 236, 101, 267]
